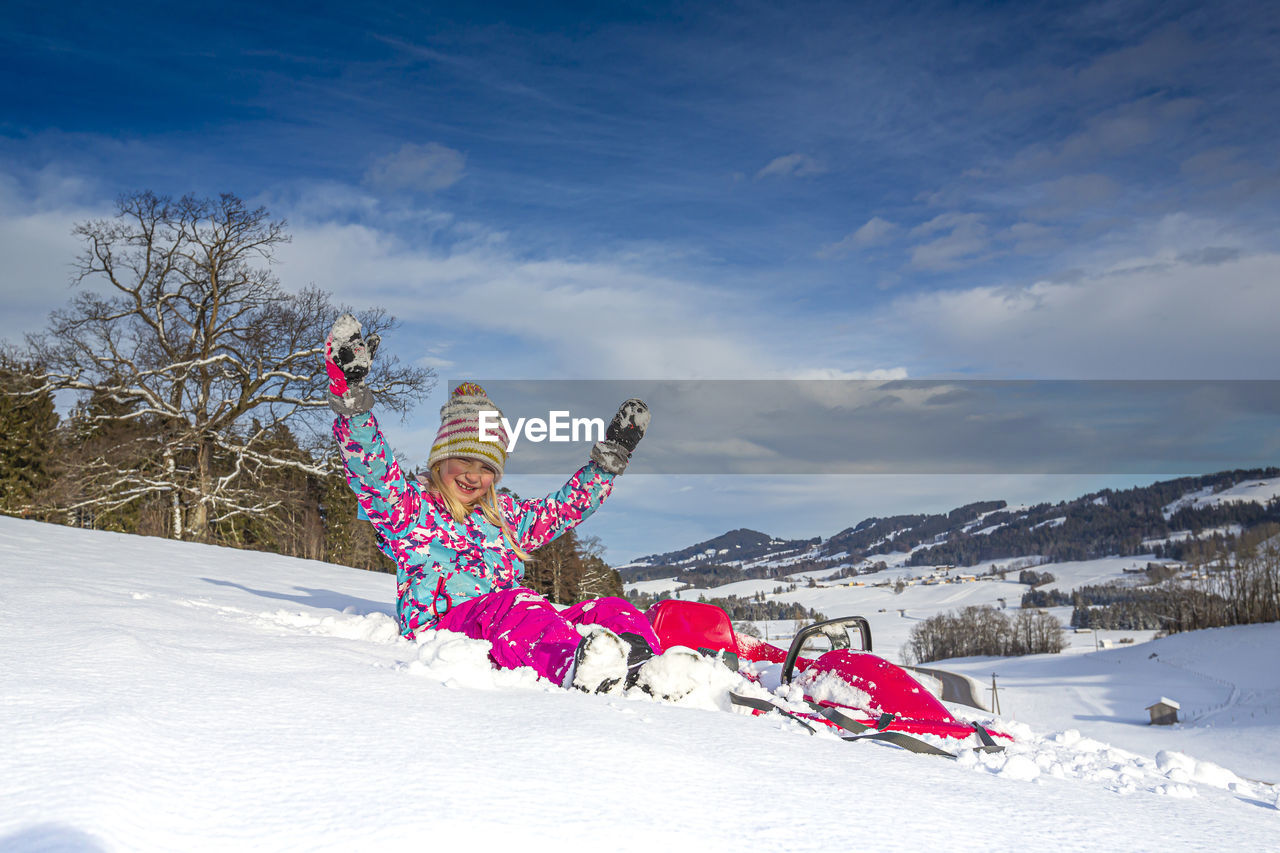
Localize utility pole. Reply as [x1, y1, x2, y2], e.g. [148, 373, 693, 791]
[990, 673, 1002, 715]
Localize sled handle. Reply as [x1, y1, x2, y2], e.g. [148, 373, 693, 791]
[781, 616, 873, 684]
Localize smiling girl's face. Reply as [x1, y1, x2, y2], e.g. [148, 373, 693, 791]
[436, 457, 497, 506]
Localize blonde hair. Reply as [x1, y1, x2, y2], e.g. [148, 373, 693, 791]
[425, 462, 530, 562]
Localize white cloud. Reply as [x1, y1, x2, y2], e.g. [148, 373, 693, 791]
[0, 174, 904, 400]
[272, 208, 901, 386]
[755, 153, 826, 180]
[0, 176, 110, 346]
[363, 142, 466, 193]
[872, 230, 1280, 378]
[819, 216, 898, 257]
[787, 367, 909, 380]
[907, 212, 991, 270]
[276, 225, 758, 378]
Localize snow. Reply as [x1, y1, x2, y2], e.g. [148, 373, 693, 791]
[940, 623, 1280, 783]
[1032, 555, 1157, 594]
[1162, 476, 1280, 518]
[629, 554, 1182, 662]
[1142, 525, 1243, 549]
[3, 516, 1279, 851]
[625, 577, 688, 595]
[743, 574, 1031, 660]
[663, 576, 796, 600]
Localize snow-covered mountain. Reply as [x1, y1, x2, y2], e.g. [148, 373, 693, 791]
[2, 515, 1278, 851]
[621, 469, 1280, 587]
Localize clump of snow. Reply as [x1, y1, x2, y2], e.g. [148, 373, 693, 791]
[631, 646, 751, 710]
[953, 724, 1229, 799]
[1155, 750, 1244, 789]
[784, 669, 877, 713]
[996, 754, 1041, 782]
[406, 629, 547, 691]
[255, 606, 403, 644]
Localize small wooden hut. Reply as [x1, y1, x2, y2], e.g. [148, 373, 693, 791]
[1145, 697, 1180, 726]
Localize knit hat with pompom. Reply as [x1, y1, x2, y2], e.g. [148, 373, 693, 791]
[426, 382, 509, 479]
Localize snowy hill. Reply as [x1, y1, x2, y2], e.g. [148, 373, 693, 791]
[620, 469, 1280, 588]
[2, 516, 1278, 851]
[940, 623, 1280, 783]
[649, 553, 1160, 663]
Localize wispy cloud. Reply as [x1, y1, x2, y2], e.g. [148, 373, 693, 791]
[982, 25, 1199, 114]
[819, 216, 898, 257]
[364, 143, 466, 194]
[755, 153, 826, 180]
[907, 212, 991, 270]
[1024, 173, 1120, 219]
[1005, 96, 1203, 178]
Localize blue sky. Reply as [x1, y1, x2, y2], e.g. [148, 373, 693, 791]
[3, 1, 1280, 559]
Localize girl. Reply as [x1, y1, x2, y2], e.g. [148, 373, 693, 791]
[325, 314, 661, 694]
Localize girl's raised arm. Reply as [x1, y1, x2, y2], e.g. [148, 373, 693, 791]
[333, 413, 422, 538]
[326, 315, 422, 538]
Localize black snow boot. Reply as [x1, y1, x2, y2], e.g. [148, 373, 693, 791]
[619, 632, 657, 689]
[569, 627, 630, 695]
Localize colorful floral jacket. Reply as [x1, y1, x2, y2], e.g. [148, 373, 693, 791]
[333, 412, 616, 637]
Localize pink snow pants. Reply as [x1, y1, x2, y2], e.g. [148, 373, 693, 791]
[434, 588, 662, 685]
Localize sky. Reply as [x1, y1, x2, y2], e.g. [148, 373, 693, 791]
[3, 0, 1279, 559]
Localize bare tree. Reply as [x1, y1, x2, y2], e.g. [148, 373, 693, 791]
[25, 191, 432, 541]
[906, 605, 1064, 663]
[576, 534, 624, 599]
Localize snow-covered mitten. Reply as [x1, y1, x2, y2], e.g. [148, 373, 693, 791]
[325, 313, 381, 416]
[590, 398, 650, 474]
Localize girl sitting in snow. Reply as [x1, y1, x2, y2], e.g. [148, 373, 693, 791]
[324, 314, 662, 694]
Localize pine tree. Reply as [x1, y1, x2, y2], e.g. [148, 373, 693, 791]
[0, 356, 59, 517]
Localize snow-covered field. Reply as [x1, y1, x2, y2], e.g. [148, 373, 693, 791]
[940, 623, 1280, 783]
[3, 516, 1278, 851]
[635, 554, 1161, 664]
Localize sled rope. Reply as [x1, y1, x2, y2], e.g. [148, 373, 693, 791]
[805, 701, 895, 733]
[729, 692, 819, 734]
[970, 722, 1005, 754]
[729, 692, 959, 758]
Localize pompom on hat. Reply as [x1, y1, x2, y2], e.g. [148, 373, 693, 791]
[427, 382, 509, 479]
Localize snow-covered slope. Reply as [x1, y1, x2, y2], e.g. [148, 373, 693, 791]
[1163, 476, 1280, 518]
[2, 516, 1277, 851]
[940, 623, 1280, 784]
